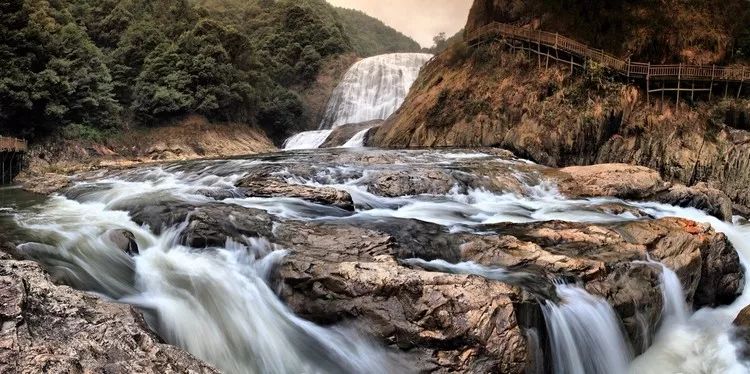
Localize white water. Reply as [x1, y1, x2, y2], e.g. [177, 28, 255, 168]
[283, 53, 431, 150]
[340, 127, 371, 148]
[402, 258, 512, 280]
[282, 129, 333, 150]
[542, 284, 633, 374]
[9, 149, 750, 373]
[15, 194, 395, 374]
[656, 261, 690, 324]
[319, 53, 432, 129]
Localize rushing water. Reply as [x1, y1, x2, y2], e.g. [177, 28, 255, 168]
[6, 149, 750, 373]
[283, 53, 431, 150]
[340, 127, 371, 148]
[282, 129, 334, 150]
[319, 53, 432, 129]
[542, 284, 633, 374]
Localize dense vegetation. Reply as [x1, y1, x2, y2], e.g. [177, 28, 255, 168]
[0, 0, 421, 143]
[334, 7, 421, 56]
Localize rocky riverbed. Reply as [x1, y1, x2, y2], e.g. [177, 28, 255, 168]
[1, 148, 748, 373]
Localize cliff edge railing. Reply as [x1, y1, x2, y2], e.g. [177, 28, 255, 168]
[0, 136, 27, 184]
[467, 22, 749, 101]
[0, 136, 27, 153]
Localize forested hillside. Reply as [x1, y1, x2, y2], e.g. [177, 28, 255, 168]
[334, 7, 421, 56]
[0, 0, 421, 143]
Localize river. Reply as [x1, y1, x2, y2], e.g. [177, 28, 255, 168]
[3, 148, 750, 373]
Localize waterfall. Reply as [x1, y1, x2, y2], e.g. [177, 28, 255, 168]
[282, 130, 333, 150]
[656, 262, 690, 324]
[320, 53, 432, 129]
[282, 53, 431, 150]
[340, 128, 371, 148]
[542, 284, 632, 374]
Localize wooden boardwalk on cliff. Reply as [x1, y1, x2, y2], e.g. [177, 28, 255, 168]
[467, 22, 750, 102]
[0, 136, 27, 184]
[0, 137, 27, 153]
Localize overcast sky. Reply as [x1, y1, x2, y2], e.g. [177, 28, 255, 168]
[326, 0, 473, 48]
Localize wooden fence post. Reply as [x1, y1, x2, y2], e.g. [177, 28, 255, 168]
[646, 62, 651, 104]
[676, 63, 682, 110]
[709, 65, 715, 101]
[627, 58, 631, 78]
[739, 67, 745, 99]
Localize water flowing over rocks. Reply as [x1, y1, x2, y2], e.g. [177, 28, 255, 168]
[283, 53, 430, 150]
[0, 247, 217, 374]
[4, 148, 747, 373]
[319, 53, 433, 129]
[319, 120, 383, 148]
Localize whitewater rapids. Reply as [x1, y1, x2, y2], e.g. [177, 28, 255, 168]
[6, 148, 750, 373]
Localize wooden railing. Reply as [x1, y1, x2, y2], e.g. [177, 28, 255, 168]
[467, 22, 750, 82]
[0, 136, 28, 152]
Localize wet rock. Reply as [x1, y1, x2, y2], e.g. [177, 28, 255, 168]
[363, 169, 458, 197]
[0, 255, 216, 373]
[319, 120, 382, 148]
[182, 204, 275, 248]
[733, 305, 750, 358]
[557, 164, 670, 199]
[104, 229, 139, 255]
[237, 178, 354, 211]
[694, 230, 744, 306]
[654, 183, 734, 222]
[280, 256, 529, 373]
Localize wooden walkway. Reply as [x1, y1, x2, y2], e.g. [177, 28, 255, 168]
[0, 136, 27, 184]
[0, 137, 27, 153]
[466, 22, 750, 101]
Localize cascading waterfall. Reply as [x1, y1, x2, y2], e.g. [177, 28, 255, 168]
[319, 53, 432, 129]
[542, 284, 633, 374]
[340, 127, 371, 148]
[655, 261, 690, 324]
[282, 130, 333, 150]
[283, 53, 432, 150]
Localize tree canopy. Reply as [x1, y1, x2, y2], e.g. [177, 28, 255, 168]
[0, 0, 422, 142]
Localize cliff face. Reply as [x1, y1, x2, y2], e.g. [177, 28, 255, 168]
[370, 42, 750, 212]
[465, 0, 750, 64]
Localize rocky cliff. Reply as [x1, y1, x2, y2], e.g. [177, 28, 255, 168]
[370, 23, 750, 213]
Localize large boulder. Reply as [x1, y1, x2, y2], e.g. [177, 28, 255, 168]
[274, 215, 743, 370]
[556, 164, 734, 220]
